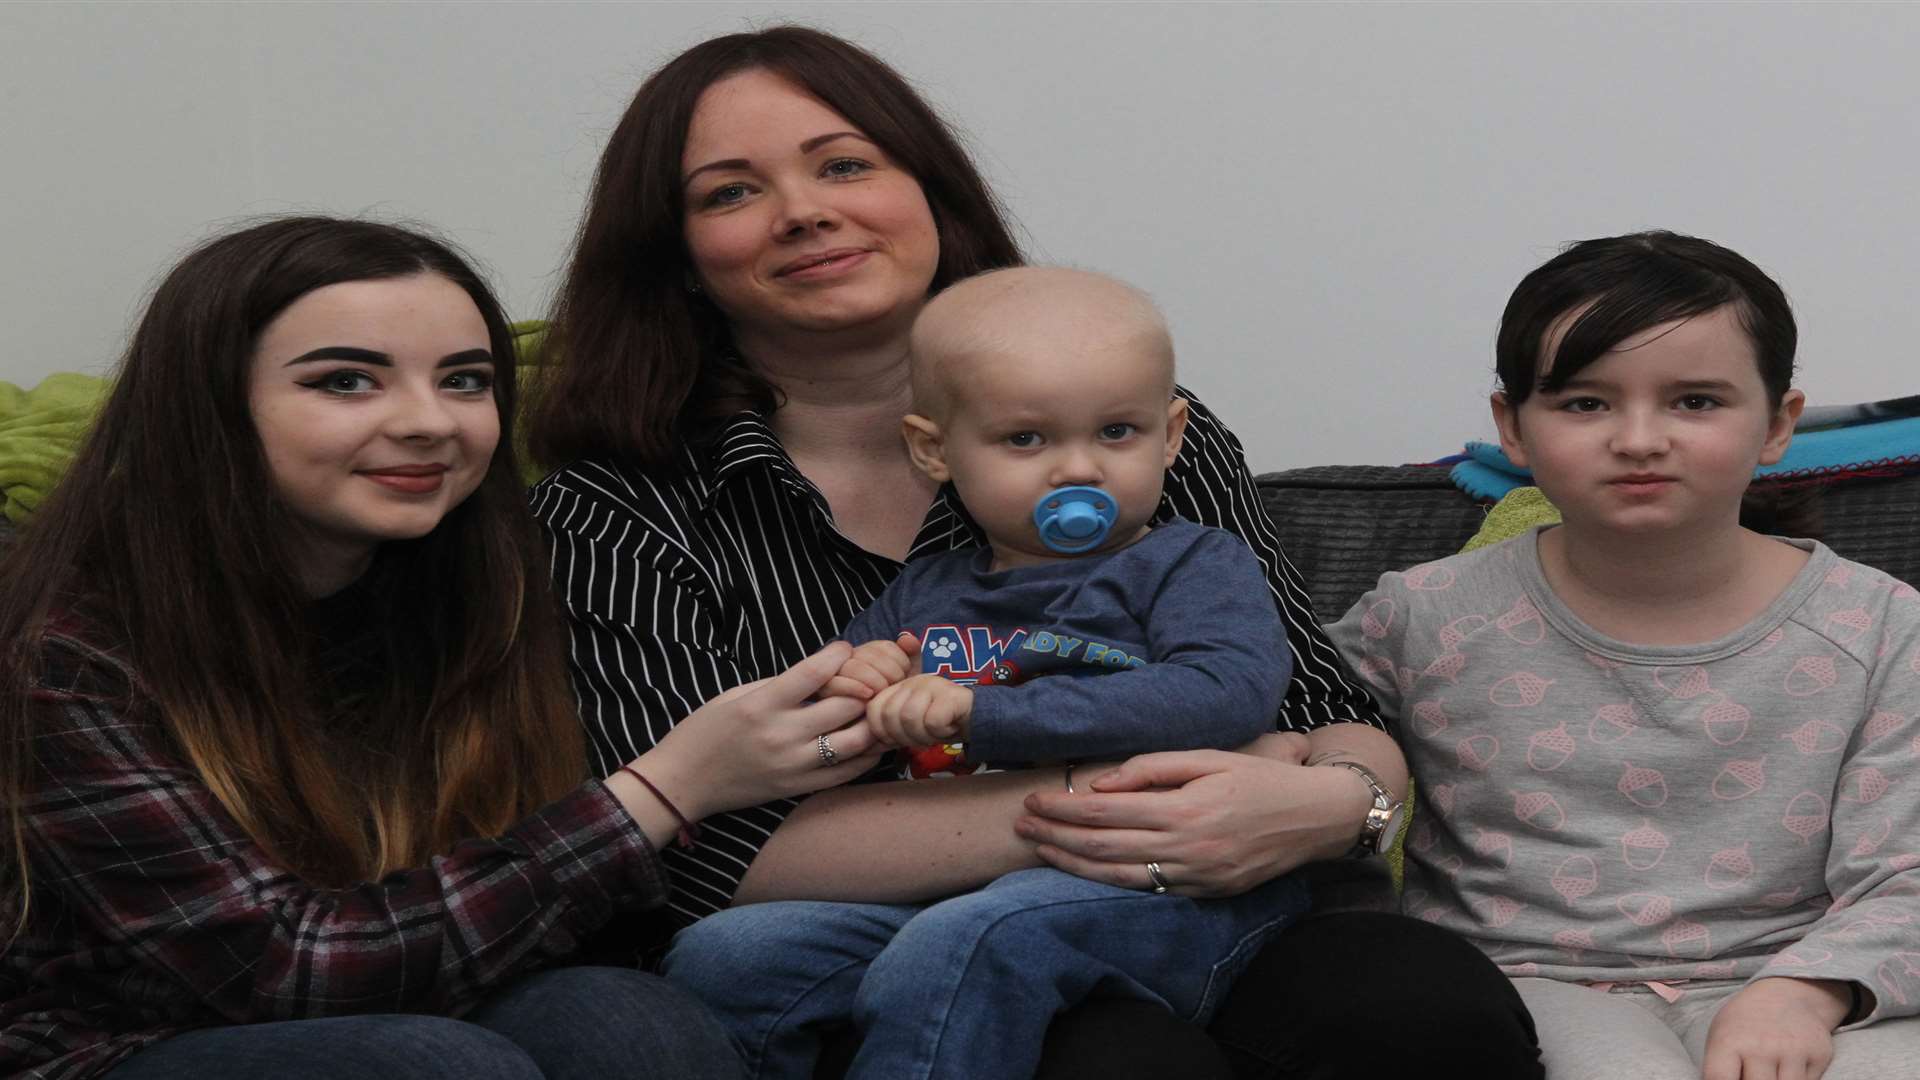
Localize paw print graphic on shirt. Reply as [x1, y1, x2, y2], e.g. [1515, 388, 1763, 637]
[926, 636, 959, 660]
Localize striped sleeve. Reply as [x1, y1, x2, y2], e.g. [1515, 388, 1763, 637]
[530, 462, 807, 923]
[1162, 388, 1388, 733]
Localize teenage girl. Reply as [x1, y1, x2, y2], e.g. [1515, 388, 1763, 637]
[1329, 231, 1920, 1080]
[0, 217, 879, 1079]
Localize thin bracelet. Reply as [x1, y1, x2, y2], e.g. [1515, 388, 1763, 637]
[1063, 764, 1076, 794]
[618, 765, 699, 849]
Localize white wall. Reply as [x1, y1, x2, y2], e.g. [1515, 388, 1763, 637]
[3, 1, 1915, 469]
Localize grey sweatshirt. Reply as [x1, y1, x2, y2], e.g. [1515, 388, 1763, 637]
[1327, 528, 1920, 1027]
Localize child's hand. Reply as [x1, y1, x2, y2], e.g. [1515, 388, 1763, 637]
[820, 633, 921, 700]
[866, 673, 972, 748]
[1701, 976, 1852, 1080]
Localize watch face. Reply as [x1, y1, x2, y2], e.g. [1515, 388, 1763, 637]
[1379, 804, 1409, 855]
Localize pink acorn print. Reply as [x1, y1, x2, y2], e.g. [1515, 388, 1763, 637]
[1550, 855, 1599, 904]
[1698, 695, 1750, 746]
[1825, 607, 1873, 644]
[1355, 655, 1398, 691]
[1489, 671, 1553, 707]
[1777, 945, 1833, 967]
[1438, 614, 1488, 651]
[1616, 892, 1673, 926]
[1911, 732, 1920, 759]
[1911, 647, 1920, 676]
[1513, 790, 1566, 832]
[1497, 598, 1546, 645]
[1584, 652, 1624, 670]
[1617, 761, 1669, 808]
[1653, 666, 1712, 700]
[1412, 699, 1451, 737]
[1526, 721, 1577, 771]
[1890, 853, 1920, 872]
[1782, 791, 1830, 844]
[1784, 654, 1840, 697]
[1711, 756, 1769, 800]
[1865, 710, 1908, 743]
[1588, 702, 1640, 745]
[1456, 733, 1500, 771]
[1662, 918, 1713, 959]
[1620, 820, 1671, 871]
[1403, 562, 1456, 591]
[1554, 927, 1593, 961]
[1751, 628, 1786, 656]
[1839, 766, 1891, 804]
[1693, 961, 1739, 980]
[1854, 819, 1893, 858]
[1423, 651, 1468, 684]
[1740, 889, 1803, 915]
[1824, 564, 1854, 588]
[1500, 962, 1542, 978]
[1409, 819, 1437, 854]
[1433, 854, 1465, 875]
[1896, 582, 1920, 601]
[1705, 843, 1754, 890]
[1428, 782, 1456, 815]
[1473, 829, 1515, 868]
[1874, 952, 1920, 1009]
[1779, 719, 1847, 755]
[1361, 597, 1397, 639]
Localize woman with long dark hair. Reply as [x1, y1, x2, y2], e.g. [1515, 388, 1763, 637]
[527, 26, 1541, 1077]
[0, 216, 878, 1078]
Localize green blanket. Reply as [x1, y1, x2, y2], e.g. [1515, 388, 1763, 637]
[0, 373, 108, 524]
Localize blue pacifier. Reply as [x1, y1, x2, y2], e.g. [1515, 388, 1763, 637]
[1033, 486, 1119, 554]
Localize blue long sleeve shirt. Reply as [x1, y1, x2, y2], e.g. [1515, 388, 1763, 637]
[841, 519, 1291, 764]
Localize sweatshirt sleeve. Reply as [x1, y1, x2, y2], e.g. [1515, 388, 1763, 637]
[1323, 567, 1422, 724]
[1749, 590, 1920, 1026]
[965, 529, 1288, 762]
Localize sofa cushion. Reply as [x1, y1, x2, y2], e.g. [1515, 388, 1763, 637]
[1253, 465, 1487, 622]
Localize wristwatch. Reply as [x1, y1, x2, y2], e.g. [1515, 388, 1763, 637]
[1323, 761, 1407, 858]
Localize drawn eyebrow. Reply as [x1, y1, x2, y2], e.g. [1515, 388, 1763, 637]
[683, 131, 872, 186]
[284, 346, 493, 368]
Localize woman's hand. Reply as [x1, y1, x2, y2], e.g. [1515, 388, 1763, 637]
[821, 633, 921, 701]
[618, 642, 887, 827]
[1701, 977, 1851, 1080]
[1015, 742, 1373, 897]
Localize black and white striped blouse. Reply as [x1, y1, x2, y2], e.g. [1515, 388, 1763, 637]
[529, 389, 1384, 926]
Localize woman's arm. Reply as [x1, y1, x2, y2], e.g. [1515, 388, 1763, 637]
[26, 645, 664, 1023]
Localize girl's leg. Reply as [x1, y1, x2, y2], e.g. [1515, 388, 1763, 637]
[465, 965, 745, 1080]
[1204, 911, 1543, 1079]
[846, 866, 1308, 1080]
[1512, 978, 1694, 1080]
[106, 1015, 542, 1080]
[660, 899, 919, 1080]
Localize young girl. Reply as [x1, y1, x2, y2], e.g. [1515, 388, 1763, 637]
[1329, 231, 1920, 1080]
[0, 217, 880, 1080]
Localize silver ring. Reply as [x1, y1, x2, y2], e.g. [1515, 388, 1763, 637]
[816, 734, 838, 768]
[1144, 861, 1170, 895]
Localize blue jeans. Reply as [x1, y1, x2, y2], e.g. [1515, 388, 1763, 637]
[105, 966, 745, 1080]
[661, 866, 1310, 1080]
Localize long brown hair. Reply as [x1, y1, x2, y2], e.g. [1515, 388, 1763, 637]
[525, 25, 1026, 472]
[1, 217, 582, 934]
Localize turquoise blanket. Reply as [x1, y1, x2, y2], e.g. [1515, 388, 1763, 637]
[1451, 415, 1920, 501]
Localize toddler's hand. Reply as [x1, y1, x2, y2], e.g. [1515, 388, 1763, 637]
[1701, 976, 1851, 1080]
[867, 673, 972, 748]
[820, 633, 921, 700]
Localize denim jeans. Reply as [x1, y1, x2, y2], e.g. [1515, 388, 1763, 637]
[661, 866, 1310, 1080]
[105, 966, 745, 1080]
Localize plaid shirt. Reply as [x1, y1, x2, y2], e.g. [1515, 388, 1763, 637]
[1, 627, 669, 1080]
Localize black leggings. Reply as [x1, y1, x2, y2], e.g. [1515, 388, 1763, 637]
[819, 910, 1542, 1079]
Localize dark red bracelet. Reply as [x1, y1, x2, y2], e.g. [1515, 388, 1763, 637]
[618, 765, 700, 849]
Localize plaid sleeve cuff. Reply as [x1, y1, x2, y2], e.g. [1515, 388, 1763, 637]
[506, 780, 671, 932]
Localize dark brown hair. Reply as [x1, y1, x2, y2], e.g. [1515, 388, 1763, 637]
[525, 25, 1025, 471]
[2, 217, 582, 934]
[1496, 230, 1796, 409]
